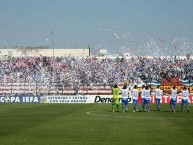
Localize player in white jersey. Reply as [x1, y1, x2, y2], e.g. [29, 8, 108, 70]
[170, 86, 178, 112]
[180, 86, 190, 113]
[155, 85, 163, 111]
[132, 85, 139, 112]
[144, 85, 151, 112]
[119, 84, 129, 113]
[140, 85, 146, 112]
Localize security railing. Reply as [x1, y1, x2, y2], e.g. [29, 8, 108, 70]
[0, 81, 112, 96]
[0, 79, 192, 96]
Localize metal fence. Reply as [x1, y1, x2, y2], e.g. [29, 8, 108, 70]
[1, 80, 192, 96]
[0, 81, 112, 96]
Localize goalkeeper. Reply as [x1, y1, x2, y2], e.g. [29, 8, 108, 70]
[111, 84, 120, 112]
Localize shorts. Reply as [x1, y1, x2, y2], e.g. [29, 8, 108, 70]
[133, 99, 138, 105]
[170, 99, 176, 105]
[155, 98, 161, 104]
[181, 99, 188, 105]
[144, 99, 150, 104]
[113, 97, 119, 104]
[122, 98, 128, 105]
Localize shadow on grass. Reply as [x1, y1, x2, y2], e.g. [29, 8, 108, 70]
[104, 109, 183, 113]
[161, 110, 181, 113]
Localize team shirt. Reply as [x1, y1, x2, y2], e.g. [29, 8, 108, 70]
[112, 87, 119, 99]
[132, 89, 139, 100]
[181, 90, 189, 100]
[155, 88, 163, 99]
[120, 87, 129, 100]
[141, 88, 146, 99]
[144, 89, 151, 100]
[170, 89, 177, 100]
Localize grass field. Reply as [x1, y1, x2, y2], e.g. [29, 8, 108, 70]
[0, 103, 193, 145]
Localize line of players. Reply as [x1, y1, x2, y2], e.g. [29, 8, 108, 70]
[111, 84, 190, 113]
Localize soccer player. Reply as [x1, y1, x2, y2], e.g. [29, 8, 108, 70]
[140, 85, 146, 111]
[155, 85, 163, 111]
[181, 86, 190, 113]
[132, 85, 139, 112]
[144, 85, 151, 112]
[170, 86, 177, 112]
[111, 84, 120, 112]
[119, 84, 129, 113]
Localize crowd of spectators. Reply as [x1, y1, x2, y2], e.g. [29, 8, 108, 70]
[0, 55, 192, 94]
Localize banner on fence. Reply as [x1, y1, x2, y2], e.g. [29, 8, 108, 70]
[42, 95, 91, 103]
[42, 95, 193, 104]
[0, 96, 41, 103]
[1, 95, 192, 104]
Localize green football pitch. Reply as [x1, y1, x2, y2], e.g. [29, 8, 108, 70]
[0, 103, 193, 145]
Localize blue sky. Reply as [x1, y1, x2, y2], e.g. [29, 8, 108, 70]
[0, 0, 193, 55]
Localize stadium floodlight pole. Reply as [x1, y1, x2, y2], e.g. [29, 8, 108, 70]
[51, 30, 55, 94]
[163, 78, 164, 94]
[51, 30, 55, 57]
[189, 64, 191, 93]
[88, 44, 91, 56]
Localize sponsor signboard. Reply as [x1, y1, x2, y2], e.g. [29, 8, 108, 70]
[1, 95, 192, 104]
[0, 96, 41, 103]
[94, 95, 132, 103]
[42, 95, 193, 104]
[140, 95, 193, 104]
[42, 95, 91, 103]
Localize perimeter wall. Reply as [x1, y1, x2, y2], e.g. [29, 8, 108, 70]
[0, 48, 90, 57]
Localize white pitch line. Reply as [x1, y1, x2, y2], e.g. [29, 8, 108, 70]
[86, 111, 192, 120]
